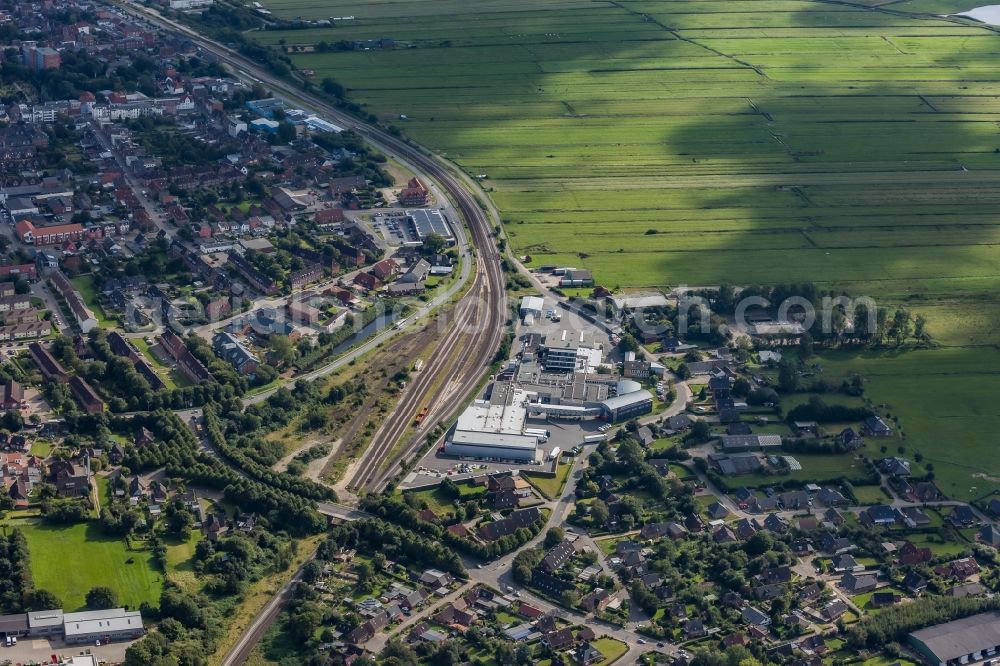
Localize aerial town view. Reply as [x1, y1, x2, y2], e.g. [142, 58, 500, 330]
[0, 0, 996, 665]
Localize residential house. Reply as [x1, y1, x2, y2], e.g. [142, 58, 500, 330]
[572, 642, 604, 666]
[948, 505, 979, 528]
[863, 416, 893, 437]
[841, 572, 877, 594]
[861, 505, 898, 528]
[742, 606, 771, 627]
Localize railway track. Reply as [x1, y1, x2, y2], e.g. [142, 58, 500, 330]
[349, 275, 503, 493]
[111, 2, 509, 494]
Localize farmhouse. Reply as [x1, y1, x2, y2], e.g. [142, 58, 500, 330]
[863, 416, 893, 437]
[720, 435, 782, 453]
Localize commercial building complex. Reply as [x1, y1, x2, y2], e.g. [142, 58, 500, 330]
[445, 384, 542, 462]
[63, 608, 145, 644]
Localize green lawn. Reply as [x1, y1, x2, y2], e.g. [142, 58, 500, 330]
[906, 533, 970, 557]
[851, 485, 890, 505]
[164, 531, 203, 594]
[524, 460, 574, 500]
[10, 520, 162, 611]
[723, 453, 870, 488]
[592, 637, 629, 665]
[813, 347, 1000, 499]
[402, 480, 485, 514]
[68, 274, 112, 327]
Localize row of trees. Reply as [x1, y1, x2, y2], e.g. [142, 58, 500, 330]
[203, 405, 335, 502]
[848, 596, 1000, 648]
[122, 410, 327, 535]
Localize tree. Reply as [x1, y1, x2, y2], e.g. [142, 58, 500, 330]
[778, 362, 799, 393]
[422, 233, 448, 255]
[914, 314, 930, 342]
[301, 560, 323, 584]
[267, 336, 297, 366]
[86, 586, 118, 610]
[589, 499, 609, 527]
[275, 121, 296, 145]
[27, 589, 60, 611]
[560, 589, 580, 607]
[382, 638, 419, 666]
[799, 332, 814, 359]
[321, 77, 345, 98]
[686, 420, 711, 444]
[544, 527, 565, 548]
[891, 309, 912, 346]
[439, 476, 460, 500]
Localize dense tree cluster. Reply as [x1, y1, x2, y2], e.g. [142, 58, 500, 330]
[202, 405, 334, 503]
[121, 410, 325, 535]
[124, 586, 225, 666]
[0, 531, 31, 612]
[319, 518, 466, 578]
[360, 493, 544, 561]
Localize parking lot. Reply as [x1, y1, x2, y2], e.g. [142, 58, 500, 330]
[372, 212, 420, 247]
[0, 636, 134, 664]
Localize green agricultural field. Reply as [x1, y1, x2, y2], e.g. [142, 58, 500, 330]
[256, 0, 1000, 308]
[12, 520, 163, 611]
[249, 0, 1000, 497]
[804, 347, 1000, 499]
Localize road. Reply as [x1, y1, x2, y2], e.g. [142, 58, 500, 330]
[87, 120, 175, 241]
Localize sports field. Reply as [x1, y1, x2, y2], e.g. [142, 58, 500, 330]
[250, 0, 1000, 494]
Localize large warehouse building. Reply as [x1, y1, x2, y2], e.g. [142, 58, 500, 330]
[444, 384, 543, 462]
[909, 612, 1000, 665]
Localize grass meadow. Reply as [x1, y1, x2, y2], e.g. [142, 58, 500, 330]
[252, 0, 1000, 495]
[11, 521, 163, 611]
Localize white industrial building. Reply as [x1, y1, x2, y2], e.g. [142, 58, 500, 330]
[445, 385, 543, 462]
[63, 608, 144, 644]
[520, 296, 544, 319]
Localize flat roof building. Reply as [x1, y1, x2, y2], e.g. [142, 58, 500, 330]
[520, 296, 543, 318]
[445, 383, 541, 462]
[407, 209, 454, 245]
[720, 434, 783, 452]
[539, 330, 603, 374]
[63, 608, 144, 644]
[27, 609, 63, 636]
[909, 611, 1000, 666]
[600, 389, 653, 423]
[0, 613, 27, 637]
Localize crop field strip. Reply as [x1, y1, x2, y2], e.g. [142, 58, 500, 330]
[254, 0, 1000, 494]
